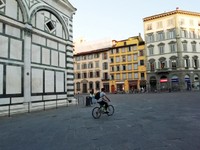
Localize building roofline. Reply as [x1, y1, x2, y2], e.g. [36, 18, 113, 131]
[143, 9, 200, 22]
[74, 48, 110, 56]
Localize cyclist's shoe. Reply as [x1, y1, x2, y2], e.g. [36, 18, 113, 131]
[105, 111, 109, 114]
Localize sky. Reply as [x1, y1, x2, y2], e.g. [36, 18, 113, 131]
[69, 0, 200, 41]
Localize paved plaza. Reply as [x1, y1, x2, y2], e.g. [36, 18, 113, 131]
[0, 92, 200, 150]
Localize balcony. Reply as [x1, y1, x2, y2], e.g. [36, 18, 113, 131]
[101, 78, 110, 81]
[155, 68, 170, 74]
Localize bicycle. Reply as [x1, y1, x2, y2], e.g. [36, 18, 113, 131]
[92, 103, 114, 119]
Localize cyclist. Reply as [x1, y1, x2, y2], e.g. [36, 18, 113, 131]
[97, 88, 110, 113]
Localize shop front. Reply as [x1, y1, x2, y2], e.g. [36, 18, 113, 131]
[160, 76, 169, 92]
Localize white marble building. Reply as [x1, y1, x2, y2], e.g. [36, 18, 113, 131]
[0, 0, 76, 116]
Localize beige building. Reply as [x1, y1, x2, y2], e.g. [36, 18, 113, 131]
[74, 48, 110, 94]
[144, 9, 200, 92]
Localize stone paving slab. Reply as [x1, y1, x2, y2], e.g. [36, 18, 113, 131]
[0, 92, 200, 150]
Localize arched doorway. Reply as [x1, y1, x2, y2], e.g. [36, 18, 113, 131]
[150, 76, 157, 92]
[184, 75, 191, 90]
[171, 75, 179, 91]
[111, 85, 115, 93]
[193, 74, 200, 90]
[160, 75, 168, 91]
[81, 79, 88, 93]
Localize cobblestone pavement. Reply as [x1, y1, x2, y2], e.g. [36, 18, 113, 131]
[0, 92, 200, 150]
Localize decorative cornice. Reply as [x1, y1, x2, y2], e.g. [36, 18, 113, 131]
[143, 9, 200, 22]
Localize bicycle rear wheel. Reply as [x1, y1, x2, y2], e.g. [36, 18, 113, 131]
[107, 105, 114, 116]
[92, 107, 101, 119]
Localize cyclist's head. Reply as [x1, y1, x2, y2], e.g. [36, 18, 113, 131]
[101, 88, 105, 92]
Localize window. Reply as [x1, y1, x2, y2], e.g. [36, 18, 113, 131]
[133, 54, 138, 61]
[128, 73, 132, 79]
[139, 50, 144, 56]
[134, 73, 138, 79]
[88, 62, 93, 68]
[181, 29, 187, 38]
[110, 74, 114, 80]
[122, 65, 126, 71]
[117, 66, 120, 71]
[141, 73, 145, 79]
[76, 56, 80, 61]
[148, 46, 154, 55]
[116, 74, 120, 80]
[150, 62, 155, 71]
[128, 47, 132, 52]
[96, 71, 100, 77]
[157, 31, 165, 41]
[45, 20, 55, 32]
[110, 58, 114, 63]
[189, 29, 196, 38]
[127, 64, 132, 70]
[102, 62, 108, 70]
[103, 72, 109, 80]
[95, 82, 100, 90]
[77, 73, 81, 79]
[167, 29, 175, 39]
[82, 63, 87, 69]
[88, 55, 93, 59]
[82, 56, 87, 60]
[160, 61, 165, 69]
[146, 24, 152, 30]
[146, 34, 154, 43]
[116, 48, 119, 53]
[94, 53, 99, 58]
[121, 47, 126, 53]
[158, 45, 165, 54]
[77, 64, 80, 70]
[193, 56, 198, 69]
[132, 45, 137, 50]
[122, 56, 126, 62]
[95, 61, 99, 68]
[167, 18, 174, 26]
[89, 82, 93, 89]
[83, 72, 87, 78]
[134, 64, 138, 70]
[127, 55, 132, 62]
[102, 52, 107, 59]
[184, 56, 189, 69]
[182, 42, 187, 52]
[89, 72, 93, 78]
[171, 60, 177, 70]
[169, 43, 176, 52]
[140, 60, 144, 66]
[157, 21, 163, 29]
[190, 19, 194, 26]
[111, 66, 114, 72]
[76, 82, 80, 90]
[130, 46, 137, 51]
[122, 73, 126, 80]
[116, 57, 120, 62]
[191, 42, 196, 52]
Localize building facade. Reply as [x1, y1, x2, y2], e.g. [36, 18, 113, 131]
[0, 0, 76, 115]
[74, 48, 110, 94]
[144, 9, 200, 92]
[109, 35, 146, 93]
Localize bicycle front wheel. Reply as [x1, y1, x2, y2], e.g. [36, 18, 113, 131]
[92, 107, 101, 119]
[107, 105, 114, 116]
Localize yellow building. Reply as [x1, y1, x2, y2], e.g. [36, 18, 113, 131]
[109, 34, 146, 93]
